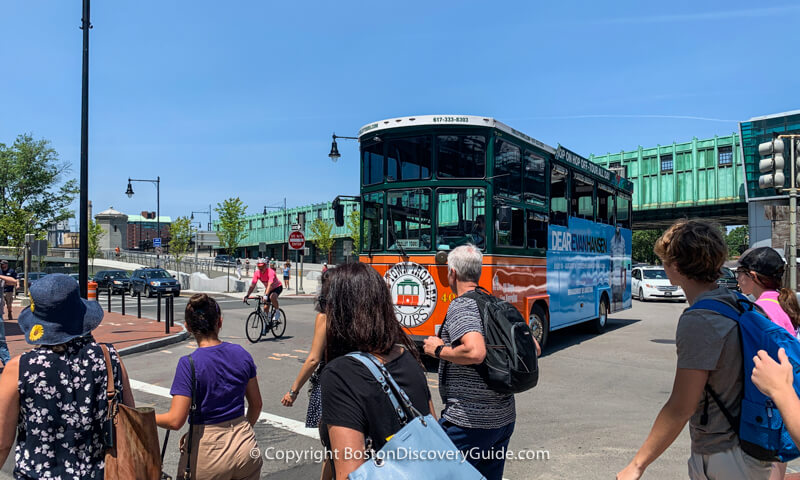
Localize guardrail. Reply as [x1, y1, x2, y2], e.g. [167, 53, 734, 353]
[102, 250, 249, 277]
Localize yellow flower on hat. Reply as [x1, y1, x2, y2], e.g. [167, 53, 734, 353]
[28, 292, 35, 313]
[29, 324, 44, 342]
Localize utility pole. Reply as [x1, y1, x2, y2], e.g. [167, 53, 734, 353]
[78, 0, 91, 298]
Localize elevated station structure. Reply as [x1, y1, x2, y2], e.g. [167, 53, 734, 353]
[590, 134, 745, 229]
[739, 110, 800, 252]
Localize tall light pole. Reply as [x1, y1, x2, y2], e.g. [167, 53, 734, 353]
[126, 177, 161, 261]
[263, 201, 287, 259]
[78, 0, 92, 298]
[191, 209, 211, 231]
[328, 133, 359, 162]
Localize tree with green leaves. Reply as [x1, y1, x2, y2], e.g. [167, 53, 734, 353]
[215, 198, 247, 291]
[726, 225, 749, 258]
[169, 216, 193, 266]
[88, 220, 105, 270]
[310, 218, 335, 262]
[0, 202, 36, 259]
[632, 229, 663, 265]
[347, 209, 360, 256]
[215, 198, 247, 257]
[0, 134, 78, 256]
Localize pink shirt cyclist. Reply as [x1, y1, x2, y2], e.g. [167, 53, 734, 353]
[252, 267, 282, 291]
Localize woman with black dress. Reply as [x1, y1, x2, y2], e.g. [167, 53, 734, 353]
[318, 263, 435, 479]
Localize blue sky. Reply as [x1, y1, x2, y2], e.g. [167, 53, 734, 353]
[1, 1, 799, 228]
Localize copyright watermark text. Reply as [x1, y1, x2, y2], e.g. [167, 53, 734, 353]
[250, 446, 550, 464]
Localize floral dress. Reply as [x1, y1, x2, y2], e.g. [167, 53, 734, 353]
[15, 335, 123, 480]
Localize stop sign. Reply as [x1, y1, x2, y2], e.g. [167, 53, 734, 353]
[288, 231, 305, 250]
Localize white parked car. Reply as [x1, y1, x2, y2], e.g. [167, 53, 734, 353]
[632, 266, 686, 301]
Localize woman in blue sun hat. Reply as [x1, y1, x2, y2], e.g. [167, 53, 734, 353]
[0, 274, 135, 479]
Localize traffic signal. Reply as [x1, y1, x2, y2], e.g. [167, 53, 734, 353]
[758, 138, 785, 189]
[796, 139, 800, 186]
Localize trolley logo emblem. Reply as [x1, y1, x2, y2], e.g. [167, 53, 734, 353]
[385, 262, 438, 328]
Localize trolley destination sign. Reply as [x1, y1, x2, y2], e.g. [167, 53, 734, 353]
[555, 145, 634, 192]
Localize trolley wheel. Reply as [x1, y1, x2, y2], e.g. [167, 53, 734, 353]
[529, 304, 549, 350]
[271, 309, 287, 338]
[591, 297, 609, 334]
[245, 311, 263, 343]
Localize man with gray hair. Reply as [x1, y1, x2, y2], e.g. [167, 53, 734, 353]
[423, 244, 520, 480]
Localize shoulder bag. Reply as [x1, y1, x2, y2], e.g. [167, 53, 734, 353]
[101, 344, 163, 480]
[344, 352, 485, 480]
[181, 354, 198, 480]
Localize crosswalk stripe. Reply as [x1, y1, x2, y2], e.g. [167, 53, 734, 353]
[129, 379, 319, 440]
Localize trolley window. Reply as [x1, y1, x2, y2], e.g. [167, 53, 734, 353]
[386, 136, 432, 182]
[437, 135, 486, 178]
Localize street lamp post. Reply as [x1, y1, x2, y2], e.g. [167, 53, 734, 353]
[328, 133, 359, 162]
[78, 0, 92, 298]
[263, 201, 288, 260]
[126, 177, 161, 262]
[191, 206, 212, 232]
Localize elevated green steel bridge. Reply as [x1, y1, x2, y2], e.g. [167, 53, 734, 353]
[590, 134, 746, 229]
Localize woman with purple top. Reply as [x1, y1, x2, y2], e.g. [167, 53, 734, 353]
[736, 246, 800, 480]
[156, 293, 263, 479]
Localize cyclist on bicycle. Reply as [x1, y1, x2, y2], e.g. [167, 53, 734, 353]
[244, 260, 283, 321]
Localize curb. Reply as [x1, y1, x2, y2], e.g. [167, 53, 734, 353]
[117, 321, 191, 357]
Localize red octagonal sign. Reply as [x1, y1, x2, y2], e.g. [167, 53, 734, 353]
[288, 231, 305, 250]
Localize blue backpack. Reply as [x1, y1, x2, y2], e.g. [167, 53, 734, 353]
[689, 292, 800, 462]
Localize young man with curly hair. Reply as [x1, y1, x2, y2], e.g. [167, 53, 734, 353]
[617, 219, 772, 480]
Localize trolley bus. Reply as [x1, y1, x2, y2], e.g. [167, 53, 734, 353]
[334, 115, 633, 348]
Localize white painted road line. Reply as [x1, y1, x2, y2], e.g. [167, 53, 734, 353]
[129, 379, 319, 440]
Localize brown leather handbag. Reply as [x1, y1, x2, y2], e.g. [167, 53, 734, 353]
[101, 344, 163, 480]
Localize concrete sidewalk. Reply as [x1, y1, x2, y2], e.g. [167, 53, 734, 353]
[2, 301, 189, 360]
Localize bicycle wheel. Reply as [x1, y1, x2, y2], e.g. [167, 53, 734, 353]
[245, 311, 263, 343]
[271, 308, 287, 338]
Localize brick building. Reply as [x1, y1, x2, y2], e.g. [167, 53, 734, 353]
[127, 212, 171, 251]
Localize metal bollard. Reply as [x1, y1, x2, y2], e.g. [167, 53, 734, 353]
[165, 295, 170, 334]
[107, 288, 112, 313]
[157, 292, 162, 323]
[121, 289, 125, 316]
[169, 294, 175, 327]
[137, 291, 142, 319]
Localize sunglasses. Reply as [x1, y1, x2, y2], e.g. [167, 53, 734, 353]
[735, 267, 753, 278]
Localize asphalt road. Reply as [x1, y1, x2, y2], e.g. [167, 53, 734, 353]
[4, 296, 800, 479]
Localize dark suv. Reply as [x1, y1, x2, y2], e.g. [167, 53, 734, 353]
[717, 267, 739, 291]
[94, 270, 131, 294]
[130, 268, 181, 297]
[214, 255, 236, 266]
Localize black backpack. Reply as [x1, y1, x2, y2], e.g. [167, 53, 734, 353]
[444, 287, 539, 394]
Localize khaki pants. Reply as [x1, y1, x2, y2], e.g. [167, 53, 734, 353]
[688, 445, 772, 480]
[3, 291, 12, 315]
[177, 416, 262, 480]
